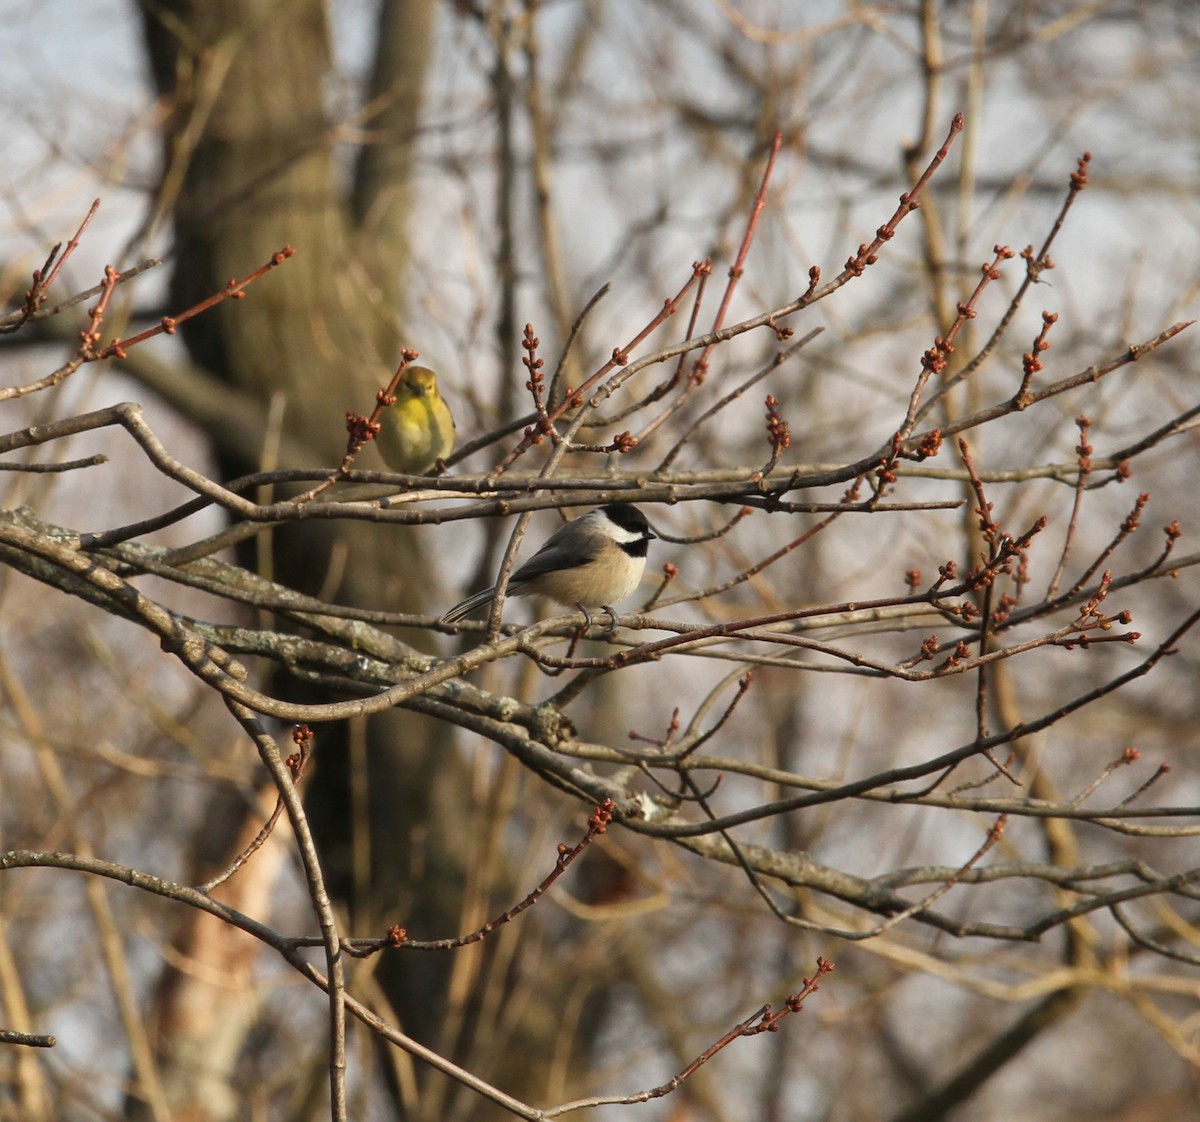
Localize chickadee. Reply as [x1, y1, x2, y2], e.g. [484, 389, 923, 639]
[441, 503, 656, 626]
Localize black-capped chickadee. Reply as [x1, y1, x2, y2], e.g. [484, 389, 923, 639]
[441, 503, 656, 626]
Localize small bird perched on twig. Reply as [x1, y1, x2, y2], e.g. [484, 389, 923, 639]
[441, 503, 656, 628]
[376, 365, 456, 475]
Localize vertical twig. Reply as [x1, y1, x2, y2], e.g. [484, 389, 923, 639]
[225, 701, 347, 1122]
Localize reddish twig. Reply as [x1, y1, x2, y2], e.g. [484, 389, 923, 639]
[918, 151, 1092, 421]
[876, 244, 1016, 490]
[77, 266, 122, 360]
[959, 440, 1004, 778]
[957, 437, 1000, 543]
[198, 724, 314, 893]
[660, 479, 863, 609]
[828, 817, 1013, 941]
[491, 262, 710, 476]
[3, 248, 293, 402]
[654, 329, 820, 471]
[641, 561, 679, 612]
[676, 672, 754, 762]
[757, 394, 792, 478]
[5, 198, 102, 333]
[1114, 762, 1172, 810]
[544, 958, 834, 1116]
[1148, 519, 1184, 573]
[1064, 490, 1150, 603]
[583, 265, 714, 431]
[955, 438, 1027, 786]
[629, 708, 682, 750]
[522, 322, 547, 418]
[616, 133, 785, 446]
[1071, 746, 1142, 808]
[687, 131, 783, 387]
[1046, 415, 1094, 597]
[655, 506, 754, 547]
[845, 114, 964, 281]
[301, 349, 422, 502]
[546, 283, 612, 409]
[0, 257, 162, 338]
[1014, 310, 1059, 406]
[99, 246, 296, 360]
[340, 801, 616, 955]
[37, 199, 100, 298]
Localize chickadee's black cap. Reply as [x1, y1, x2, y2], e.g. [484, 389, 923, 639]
[601, 503, 655, 537]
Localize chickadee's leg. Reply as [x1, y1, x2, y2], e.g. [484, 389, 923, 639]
[573, 604, 620, 634]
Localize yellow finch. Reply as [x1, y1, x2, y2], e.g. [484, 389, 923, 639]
[376, 366, 456, 475]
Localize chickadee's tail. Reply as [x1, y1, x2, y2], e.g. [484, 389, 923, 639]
[440, 586, 498, 625]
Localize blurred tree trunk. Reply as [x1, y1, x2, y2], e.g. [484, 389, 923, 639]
[129, 2, 558, 1118]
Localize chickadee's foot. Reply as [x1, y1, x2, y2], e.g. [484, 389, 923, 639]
[568, 609, 619, 638]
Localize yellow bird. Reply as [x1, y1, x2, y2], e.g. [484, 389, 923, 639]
[376, 366, 457, 475]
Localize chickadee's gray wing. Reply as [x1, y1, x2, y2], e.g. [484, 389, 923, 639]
[509, 531, 600, 582]
[442, 525, 595, 622]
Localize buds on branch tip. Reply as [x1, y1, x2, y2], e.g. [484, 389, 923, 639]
[912, 428, 942, 461]
[1070, 151, 1092, 192]
[588, 800, 615, 834]
[344, 412, 379, 447]
[765, 395, 790, 453]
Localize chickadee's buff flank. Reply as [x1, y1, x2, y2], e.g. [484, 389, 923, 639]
[441, 504, 656, 625]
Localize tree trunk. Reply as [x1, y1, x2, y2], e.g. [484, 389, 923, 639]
[131, 3, 550, 1117]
